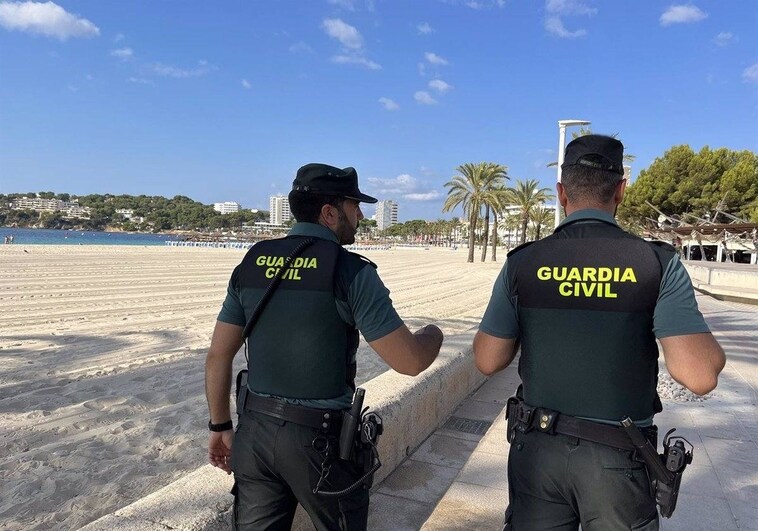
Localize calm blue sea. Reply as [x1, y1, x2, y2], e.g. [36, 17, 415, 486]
[0, 227, 180, 246]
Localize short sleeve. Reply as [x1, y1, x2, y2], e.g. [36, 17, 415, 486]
[653, 255, 710, 338]
[479, 263, 520, 338]
[346, 265, 403, 342]
[217, 266, 246, 326]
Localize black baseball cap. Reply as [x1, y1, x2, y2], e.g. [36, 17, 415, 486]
[561, 135, 625, 176]
[292, 163, 378, 204]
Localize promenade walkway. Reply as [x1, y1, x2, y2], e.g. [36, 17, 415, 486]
[371, 293, 758, 530]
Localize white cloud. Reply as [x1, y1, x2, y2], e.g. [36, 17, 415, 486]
[289, 41, 313, 54]
[366, 174, 440, 201]
[113, 32, 124, 43]
[241, 79, 251, 89]
[414, 91, 437, 105]
[151, 60, 215, 79]
[328, 0, 355, 10]
[429, 79, 452, 92]
[322, 18, 363, 49]
[0, 1, 99, 40]
[546, 0, 597, 16]
[405, 191, 442, 201]
[544, 16, 586, 38]
[128, 77, 154, 85]
[417, 22, 433, 35]
[332, 54, 381, 69]
[110, 47, 133, 60]
[378, 97, 399, 110]
[713, 32, 735, 47]
[660, 5, 708, 26]
[425, 52, 448, 65]
[743, 63, 758, 84]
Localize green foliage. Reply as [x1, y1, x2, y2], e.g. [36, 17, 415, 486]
[618, 146, 758, 226]
[0, 192, 269, 231]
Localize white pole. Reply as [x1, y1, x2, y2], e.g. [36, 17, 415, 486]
[555, 124, 567, 229]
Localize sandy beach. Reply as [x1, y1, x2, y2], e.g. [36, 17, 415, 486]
[0, 244, 502, 530]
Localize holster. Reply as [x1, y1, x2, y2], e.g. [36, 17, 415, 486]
[235, 369, 248, 417]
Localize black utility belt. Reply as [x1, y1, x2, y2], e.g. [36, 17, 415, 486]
[242, 391, 344, 434]
[506, 397, 653, 451]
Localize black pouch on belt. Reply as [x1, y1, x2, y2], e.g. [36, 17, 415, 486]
[505, 396, 521, 443]
[235, 369, 248, 416]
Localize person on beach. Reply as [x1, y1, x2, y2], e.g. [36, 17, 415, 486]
[473, 135, 726, 530]
[205, 163, 444, 530]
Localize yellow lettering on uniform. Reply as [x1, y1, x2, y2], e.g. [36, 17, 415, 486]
[256, 256, 266, 266]
[558, 282, 572, 296]
[553, 267, 567, 281]
[292, 257, 304, 268]
[581, 283, 596, 297]
[265, 267, 276, 278]
[583, 268, 597, 282]
[604, 284, 618, 298]
[567, 268, 582, 281]
[598, 267, 612, 282]
[537, 267, 551, 280]
[620, 268, 637, 283]
[574, 282, 581, 296]
[292, 269, 302, 280]
[307, 258, 318, 268]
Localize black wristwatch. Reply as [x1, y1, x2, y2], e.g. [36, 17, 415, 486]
[208, 419, 233, 432]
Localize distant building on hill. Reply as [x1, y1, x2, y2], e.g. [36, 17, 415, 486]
[213, 202, 241, 215]
[11, 196, 91, 219]
[269, 195, 291, 226]
[375, 200, 398, 230]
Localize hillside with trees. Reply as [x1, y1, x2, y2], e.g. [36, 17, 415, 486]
[0, 192, 268, 232]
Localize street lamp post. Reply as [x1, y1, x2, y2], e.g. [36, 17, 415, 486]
[555, 119, 591, 228]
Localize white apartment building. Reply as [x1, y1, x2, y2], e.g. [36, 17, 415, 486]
[213, 202, 241, 215]
[375, 200, 398, 230]
[269, 195, 291, 226]
[11, 197, 63, 211]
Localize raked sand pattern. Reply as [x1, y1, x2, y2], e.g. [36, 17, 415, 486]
[0, 244, 503, 530]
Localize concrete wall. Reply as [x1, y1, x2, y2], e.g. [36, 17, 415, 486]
[81, 330, 485, 531]
[683, 262, 758, 304]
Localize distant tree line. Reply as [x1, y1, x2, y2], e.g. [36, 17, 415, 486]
[0, 192, 269, 232]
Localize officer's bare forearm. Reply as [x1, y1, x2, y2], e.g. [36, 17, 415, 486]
[205, 353, 234, 423]
[410, 325, 444, 374]
[473, 331, 518, 375]
[660, 333, 726, 395]
[369, 324, 443, 376]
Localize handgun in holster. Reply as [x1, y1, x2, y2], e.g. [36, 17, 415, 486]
[621, 417, 693, 518]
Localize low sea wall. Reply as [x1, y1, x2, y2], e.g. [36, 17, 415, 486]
[683, 261, 758, 304]
[81, 331, 485, 531]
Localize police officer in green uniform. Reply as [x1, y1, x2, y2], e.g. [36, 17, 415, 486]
[474, 135, 726, 530]
[205, 163, 444, 530]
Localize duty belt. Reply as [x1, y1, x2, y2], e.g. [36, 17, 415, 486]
[243, 392, 343, 434]
[506, 397, 654, 451]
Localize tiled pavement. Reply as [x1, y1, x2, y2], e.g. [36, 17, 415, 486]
[371, 293, 758, 530]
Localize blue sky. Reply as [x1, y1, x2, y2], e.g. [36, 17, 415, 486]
[0, 0, 756, 221]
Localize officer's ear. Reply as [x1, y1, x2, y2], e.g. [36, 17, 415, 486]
[556, 182, 569, 208]
[319, 203, 341, 230]
[613, 178, 627, 206]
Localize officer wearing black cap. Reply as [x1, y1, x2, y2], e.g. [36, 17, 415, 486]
[474, 135, 725, 530]
[205, 163, 444, 530]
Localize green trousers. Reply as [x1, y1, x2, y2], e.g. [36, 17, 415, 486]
[230, 409, 369, 531]
[504, 429, 659, 530]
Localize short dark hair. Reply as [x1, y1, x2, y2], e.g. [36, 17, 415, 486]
[288, 190, 345, 223]
[561, 159, 622, 204]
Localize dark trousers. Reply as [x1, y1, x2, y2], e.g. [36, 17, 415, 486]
[230, 409, 369, 531]
[504, 430, 659, 530]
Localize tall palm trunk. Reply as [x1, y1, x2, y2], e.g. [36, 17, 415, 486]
[481, 205, 490, 262]
[520, 215, 528, 245]
[491, 211, 498, 262]
[467, 209, 477, 263]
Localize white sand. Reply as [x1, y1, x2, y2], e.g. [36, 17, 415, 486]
[0, 244, 502, 530]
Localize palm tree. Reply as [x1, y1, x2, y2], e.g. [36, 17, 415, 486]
[531, 206, 554, 240]
[443, 162, 507, 263]
[483, 185, 512, 261]
[508, 179, 554, 245]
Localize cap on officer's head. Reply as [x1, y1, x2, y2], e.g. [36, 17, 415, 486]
[292, 163, 378, 204]
[561, 135, 625, 176]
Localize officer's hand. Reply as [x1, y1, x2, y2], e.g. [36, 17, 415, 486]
[208, 430, 234, 474]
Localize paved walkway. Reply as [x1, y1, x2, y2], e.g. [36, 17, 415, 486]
[370, 293, 758, 530]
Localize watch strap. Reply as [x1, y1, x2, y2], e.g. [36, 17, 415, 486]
[208, 419, 233, 432]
